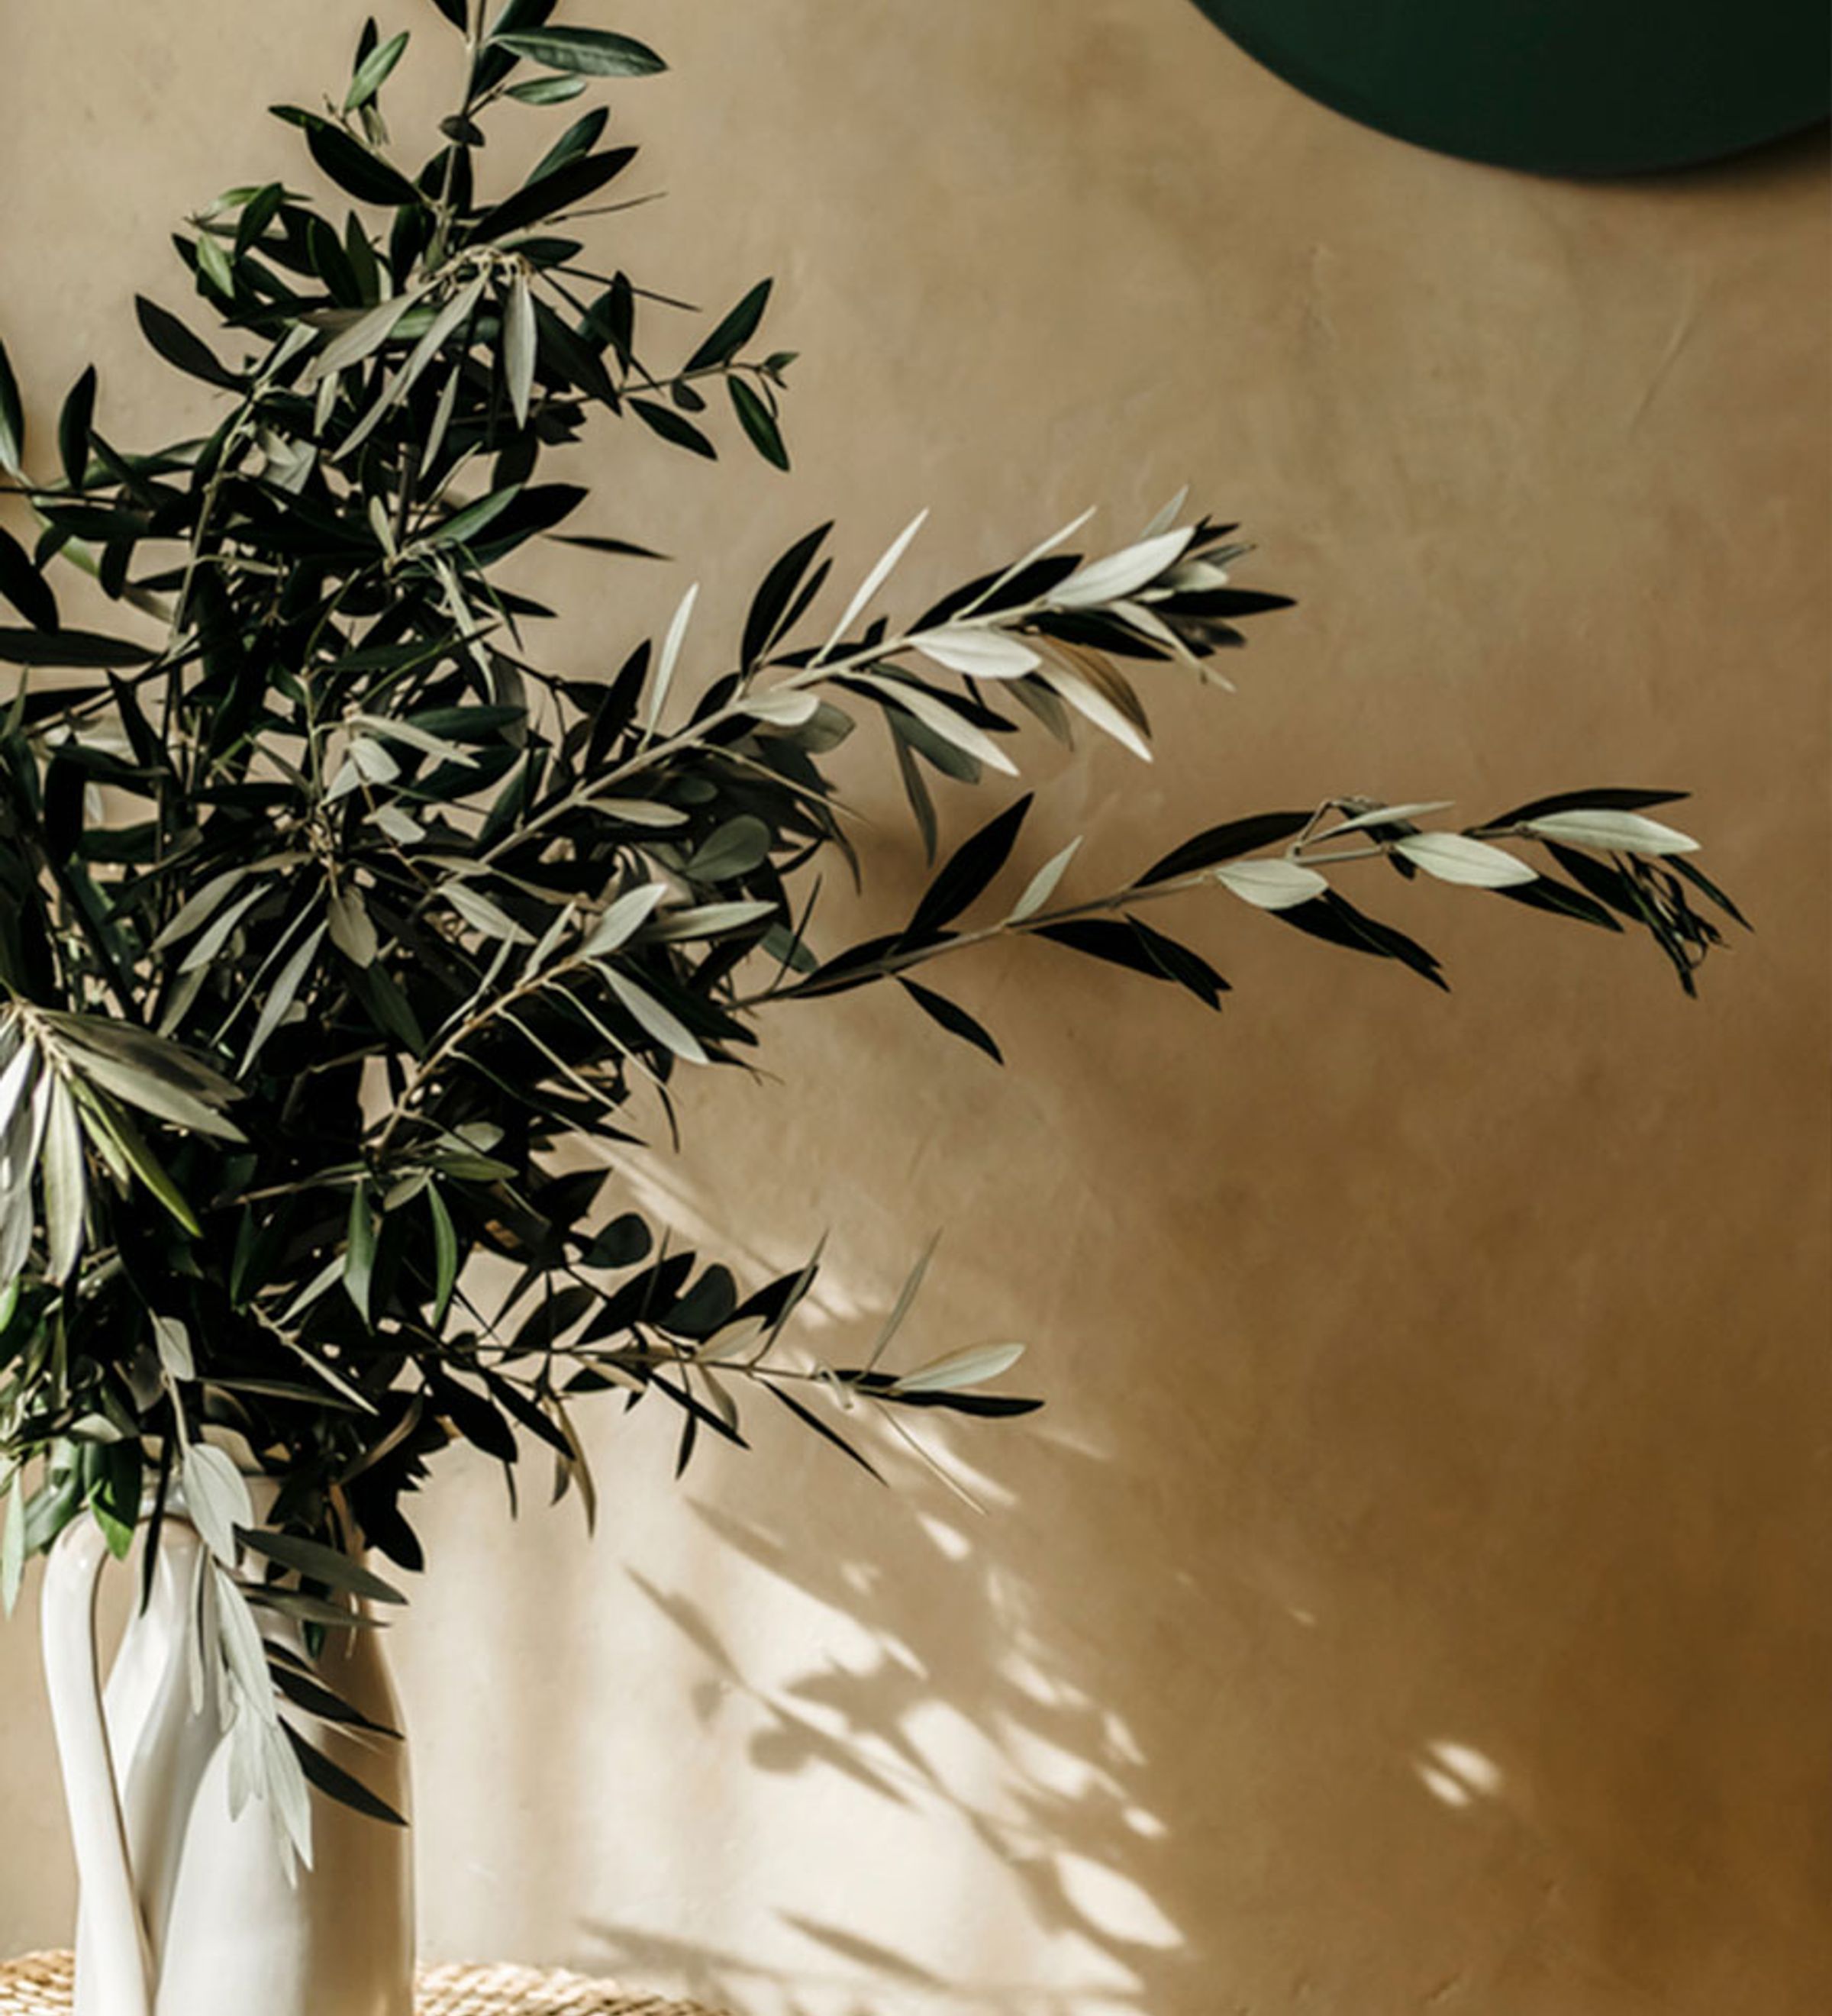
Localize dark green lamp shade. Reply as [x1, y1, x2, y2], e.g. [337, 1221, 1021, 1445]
[1191, 1, 1830, 174]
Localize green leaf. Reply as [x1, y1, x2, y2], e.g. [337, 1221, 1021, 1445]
[269, 1657, 401, 1735]
[505, 73, 587, 104]
[631, 397, 715, 460]
[428, 0, 468, 27]
[345, 29, 409, 111]
[906, 793, 1031, 940]
[1486, 785, 1688, 827]
[426, 480, 525, 550]
[0, 337, 24, 474]
[283, 109, 424, 208]
[427, 1184, 459, 1325]
[743, 523, 831, 669]
[344, 1181, 377, 1324]
[467, 147, 636, 244]
[492, 27, 668, 77]
[282, 1724, 408, 1827]
[897, 979, 1002, 1063]
[77, 1095, 202, 1236]
[685, 280, 772, 373]
[0, 527, 58, 632]
[1137, 809, 1311, 885]
[528, 106, 608, 182]
[240, 1528, 406, 1605]
[727, 376, 789, 471]
[134, 296, 244, 391]
[0, 627, 150, 668]
[766, 1383, 886, 1483]
[58, 366, 96, 487]
[193, 230, 236, 298]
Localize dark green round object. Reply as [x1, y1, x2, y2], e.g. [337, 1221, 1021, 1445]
[1189, 0, 1830, 175]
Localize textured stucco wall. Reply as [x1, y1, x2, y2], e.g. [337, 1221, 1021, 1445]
[0, 5, 1827, 2014]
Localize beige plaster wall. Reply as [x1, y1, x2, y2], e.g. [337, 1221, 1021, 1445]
[1, 5, 1827, 2012]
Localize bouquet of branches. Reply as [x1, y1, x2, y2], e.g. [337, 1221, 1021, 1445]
[0, 2, 1745, 1856]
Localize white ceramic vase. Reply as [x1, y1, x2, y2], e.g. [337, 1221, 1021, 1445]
[41, 1511, 414, 2016]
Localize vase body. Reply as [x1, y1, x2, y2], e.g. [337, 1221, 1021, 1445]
[42, 1513, 414, 2016]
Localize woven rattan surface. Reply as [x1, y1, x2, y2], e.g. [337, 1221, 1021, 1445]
[0, 1952, 725, 2015]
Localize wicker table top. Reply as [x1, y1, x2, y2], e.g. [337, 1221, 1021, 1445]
[0, 1953, 725, 2016]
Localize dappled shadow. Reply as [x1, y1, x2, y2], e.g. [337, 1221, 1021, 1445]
[575, 1462, 1221, 2014]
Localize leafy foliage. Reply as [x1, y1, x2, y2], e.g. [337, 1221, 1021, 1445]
[0, 5, 1746, 1856]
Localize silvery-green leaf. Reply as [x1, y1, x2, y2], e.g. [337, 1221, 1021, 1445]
[1138, 485, 1190, 539]
[645, 582, 698, 735]
[913, 625, 1042, 681]
[1037, 660, 1152, 763]
[695, 1315, 772, 1364]
[40, 1075, 87, 1282]
[0, 1036, 38, 1143]
[1395, 833, 1537, 889]
[685, 814, 772, 882]
[865, 1230, 940, 1373]
[153, 1313, 196, 1382]
[1155, 556, 1233, 595]
[602, 971, 708, 1063]
[242, 921, 327, 1073]
[818, 508, 928, 661]
[150, 866, 252, 952]
[184, 1443, 254, 1566]
[893, 1340, 1027, 1394]
[1316, 801, 1455, 838]
[327, 888, 378, 966]
[445, 884, 534, 943]
[1008, 836, 1083, 924]
[309, 289, 422, 382]
[1212, 859, 1330, 911]
[350, 736, 402, 785]
[369, 803, 424, 844]
[850, 673, 1019, 776]
[504, 269, 536, 429]
[1521, 810, 1699, 856]
[350, 712, 475, 763]
[344, 27, 409, 111]
[977, 505, 1098, 608]
[56, 1043, 245, 1144]
[593, 798, 688, 828]
[239, 1529, 405, 1605]
[646, 900, 776, 943]
[178, 885, 266, 973]
[1047, 527, 1193, 609]
[579, 882, 668, 956]
[739, 691, 821, 727]
[1, 1472, 24, 1618]
[260, 1716, 315, 1875]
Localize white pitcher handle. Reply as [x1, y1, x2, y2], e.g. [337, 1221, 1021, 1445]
[43, 1518, 154, 2016]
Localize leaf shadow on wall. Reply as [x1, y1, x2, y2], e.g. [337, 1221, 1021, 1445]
[578, 1466, 1208, 2015]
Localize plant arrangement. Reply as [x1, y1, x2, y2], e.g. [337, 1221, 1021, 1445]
[0, 2, 1746, 1866]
